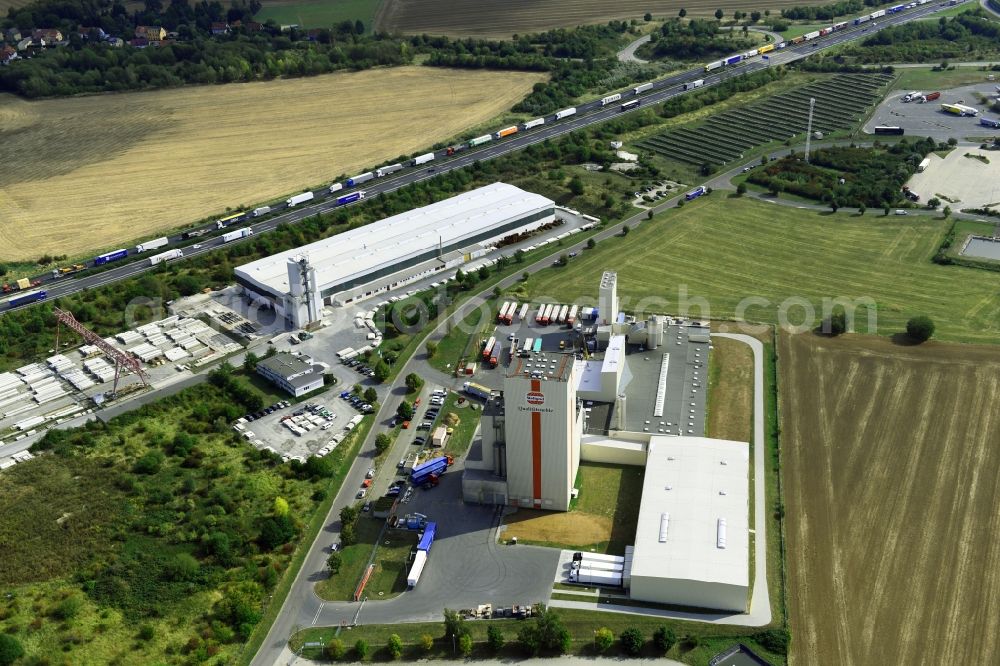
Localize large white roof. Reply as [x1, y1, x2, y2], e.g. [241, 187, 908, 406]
[236, 183, 552, 295]
[632, 436, 749, 587]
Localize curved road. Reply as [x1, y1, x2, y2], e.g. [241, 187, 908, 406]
[617, 34, 651, 63]
[4, 0, 956, 315]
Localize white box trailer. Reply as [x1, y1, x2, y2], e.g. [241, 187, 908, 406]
[149, 249, 183, 265]
[570, 568, 622, 587]
[411, 152, 435, 166]
[222, 228, 253, 243]
[522, 117, 545, 130]
[579, 552, 625, 564]
[252, 206, 272, 217]
[554, 107, 577, 120]
[136, 236, 169, 253]
[600, 93, 622, 106]
[407, 551, 427, 587]
[633, 82, 654, 95]
[286, 191, 314, 207]
[918, 158, 931, 172]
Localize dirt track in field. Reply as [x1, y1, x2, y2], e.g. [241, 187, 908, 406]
[781, 331, 1000, 665]
[377, 0, 831, 38]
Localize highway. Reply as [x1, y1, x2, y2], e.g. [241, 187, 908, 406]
[1, 0, 961, 315]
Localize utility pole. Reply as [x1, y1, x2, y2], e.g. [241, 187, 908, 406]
[804, 97, 816, 164]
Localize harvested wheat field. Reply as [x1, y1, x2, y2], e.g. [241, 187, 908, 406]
[781, 330, 1000, 666]
[377, 0, 829, 37]
[0, 67, 546, 261]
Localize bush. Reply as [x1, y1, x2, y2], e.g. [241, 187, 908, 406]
[820, 311, 847, 336]
[594, 627, 615, 652]
[137, 623, 155, 641]
[486, 625, 505, 652]
[326, 638, 346, 660]
[458, 633, 473, 656]
[652, 625, 676, 653]
[133, 450, 165, 475]
[375, 433, 392, 455]
[405, 373, 423, 393]
[420, 634, 435, 653]
[906, 315, 935, 343]
[355, 638, 369, 659]
[755, 627, 790, 655]
[619, 627, 644, 656]
[0, 635, 24, 666]
[387, 633, 403, 659]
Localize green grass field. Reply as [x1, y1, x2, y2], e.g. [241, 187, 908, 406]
[893, 65, 999, 92]
[441, 394, 480, 457]
[255, 0, 381, 30]
[315, 517, 417, 601]
[522, 196, 1000, 344]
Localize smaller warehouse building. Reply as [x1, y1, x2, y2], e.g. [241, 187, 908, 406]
[629, 437, 750, 612]
[256, 352, 324, 397]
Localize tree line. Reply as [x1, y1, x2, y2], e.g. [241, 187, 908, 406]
[847, 10, 1000, 63]
[648, 18, 756, 59]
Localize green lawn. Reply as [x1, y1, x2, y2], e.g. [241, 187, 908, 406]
[255, 0, 381, 30]
[315, 518, 417, 601]
[522, 196, 1000, 343]
[894, 66, 999, 92]
[441, 393, 480, 457]
[775, 23, 825, 40]
[429, 306, 486, 374]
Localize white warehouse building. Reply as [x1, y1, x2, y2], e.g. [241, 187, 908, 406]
[234, 183, 555, 328]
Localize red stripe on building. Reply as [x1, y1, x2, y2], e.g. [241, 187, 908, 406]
[531, 379, 542, 502]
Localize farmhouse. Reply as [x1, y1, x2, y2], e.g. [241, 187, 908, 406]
[235, 183, 555, 328]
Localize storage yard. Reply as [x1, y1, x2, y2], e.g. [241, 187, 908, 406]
[781, 331, 1000, 665]
[0, 67, 545, 261]
[863, 81, 1000, 141]
[906, 147, 1000, 212]
[636, 73, 892, 168]
[375, 0, 834, 37]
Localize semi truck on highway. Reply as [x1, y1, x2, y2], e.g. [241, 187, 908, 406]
[683, 79, 704, 90]
[494, 126, 518, 139]
[149, 249, 183, 265]
[252, 206, 272, 217]
[347, 172, 374, 187]
[411, 152, 435, 166]
[633, 82, 653, 95]
[600, 93, 622, 106]
[445, 144, 467, 156]
[215, 212, 243, 229]
[182, 228, 209, 239]
[469, 134, 492, 147]
[463, 381, 491, 401]
[51, 264, 86, 278]
[336, 192, 365, 206]
[554, 107, 577, 120]
[522, 117, 545, 130]
[7, 289, 47, 308]
[286, 191, 315, 206]
[222, 228, 253, 243]
[376, 163, 403, 177]
[2, 277, 40, 293]
[328, 183, 343, 194]
[136, 237, 168, 253]
[94, 249, 128, 265]
[620, 99, 640, 111]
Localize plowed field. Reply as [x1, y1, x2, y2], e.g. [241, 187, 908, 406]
[377, 0, 830, 38]
[781, 331, 1000, 665]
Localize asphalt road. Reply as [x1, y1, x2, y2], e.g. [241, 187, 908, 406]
[2, 0, 956, 315]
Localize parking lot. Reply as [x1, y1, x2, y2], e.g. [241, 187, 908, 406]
[864, 82, 1000, 141]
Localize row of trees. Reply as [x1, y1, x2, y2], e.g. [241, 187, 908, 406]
[849, 10, 1000, 63]
[648, 18, 756, 60]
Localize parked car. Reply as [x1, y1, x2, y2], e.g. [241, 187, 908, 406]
[331, 542, 340, 552]
[414, 436, 426, 445]
[357, 489, 367, 499]
[362, 501, 372, 512]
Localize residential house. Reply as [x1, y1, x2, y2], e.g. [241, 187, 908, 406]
[107, 37, 124, 47]
[16, 37, 33, 52]
[231, 20, 264, 33]
[4, 28, 21, 43]
[32, 28, 63, 43]
[78, 27, 108, 41]
[1, 45, 18, 65]
[210, 22, 229, 35]
[129, 37, 149, 48]
[134, 25, 166, 40]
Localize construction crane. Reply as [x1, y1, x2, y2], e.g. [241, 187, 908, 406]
[53, 307, 149, 396]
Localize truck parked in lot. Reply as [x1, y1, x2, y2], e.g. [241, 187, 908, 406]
[149, 249, 183, 265]
[222, 228, 253, 243]
[375, 163, 403, 177]
[410, 454, 453, 487]
[919, 92, 940, 103]
[252, 206, 272, 217]
[902, 91, 923, 102]
[918, 158, 931, 172]
[980, 117, 1000, 128]
[135, 236, 168, 253]
[463, 381, 491, 401]
[286, 191, 315, 206]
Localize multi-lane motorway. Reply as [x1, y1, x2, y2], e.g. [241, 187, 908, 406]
[1, 0, 958, 314]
